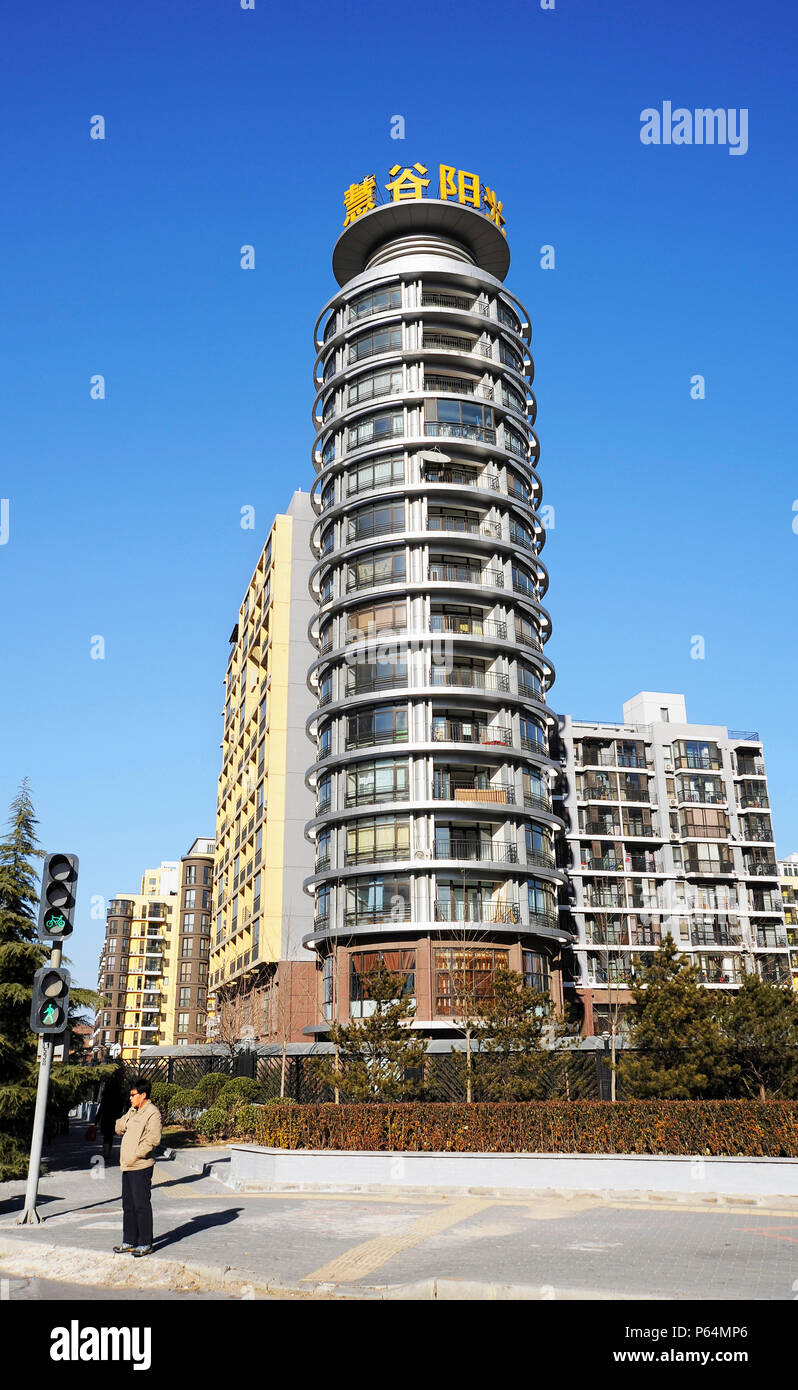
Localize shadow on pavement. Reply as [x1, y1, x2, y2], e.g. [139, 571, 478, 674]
[153, 1207, 244, 1253]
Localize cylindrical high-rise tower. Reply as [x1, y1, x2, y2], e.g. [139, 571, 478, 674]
[303, 185, 569, 1035]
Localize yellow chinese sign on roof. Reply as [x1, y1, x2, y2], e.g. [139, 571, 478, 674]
[342, 163, 506, 236]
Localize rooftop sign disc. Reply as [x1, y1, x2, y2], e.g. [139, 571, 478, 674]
[333, 162, 511, 286]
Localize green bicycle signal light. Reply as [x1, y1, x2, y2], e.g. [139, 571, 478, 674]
[37, 853, 79, 941]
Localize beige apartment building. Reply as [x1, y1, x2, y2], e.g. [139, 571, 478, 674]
[209, 492, 317, 1045]
[93, 839, 215, 1060]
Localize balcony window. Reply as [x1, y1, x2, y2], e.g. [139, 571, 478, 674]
[434, 947, 509, 1016]
[349, 286, 402, 321]
[345, 875, 411, 927]
[435, 883, 519, 924]
[528, 879, 556, 923]
[517, 663, 541, 699]
[346, 758, 409, 805]
[346, 703, 408, 749]
[675, 740, 721, 771]
[501, 381, 526, 414]
[425, 397, 495, 444]
[499, 339, 523, 372]
[346, 817, 411, 865]
[347, 500, 405, 542]
[511, 564, 537, 599]
[347, 547, 405, 591]
[347, 655, 408, 695]
[348, 366, 402, 407]
[506, 469, 531, 505]
[681, 808, 729, 839]
[322, 954, 334, 1020]
[350, 949, 415, 1018]
[349, 325, 402, 364]
[519, 716, 546, 752]
[503, 425, 527, 458]
[347, 600, 407, 643]
[497, 301, 521, 333]
[348, 409, 404, 452]
[346, 454, 404, 497]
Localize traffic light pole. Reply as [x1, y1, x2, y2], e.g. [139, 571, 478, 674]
[18, 942, 62, 1225]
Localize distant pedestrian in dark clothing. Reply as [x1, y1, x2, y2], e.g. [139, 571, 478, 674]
[113, 1077, 162, 1258]
[96, 1069, 125, 1162]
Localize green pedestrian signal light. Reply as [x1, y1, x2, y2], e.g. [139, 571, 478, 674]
[37, 853, 79, 941]
[30, 966, 71, 1035]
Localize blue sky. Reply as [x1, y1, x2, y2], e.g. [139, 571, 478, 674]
[1, 0, 796, 990]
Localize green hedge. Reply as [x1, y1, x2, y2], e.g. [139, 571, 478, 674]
[221, 1100, 798, 1157]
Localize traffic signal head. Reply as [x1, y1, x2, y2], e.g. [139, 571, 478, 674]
[30, 966, 71, 1034]
[37, 853, 79, 941]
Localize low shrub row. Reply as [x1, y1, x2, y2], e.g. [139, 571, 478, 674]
[221, 1099, 798, 1157]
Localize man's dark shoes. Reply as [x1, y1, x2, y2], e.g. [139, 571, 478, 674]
[132, 1245, 153, 1258]
[113, 1243, 135, 1254]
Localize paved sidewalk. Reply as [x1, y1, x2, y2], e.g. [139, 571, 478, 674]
[1, 1135, 796, 1300]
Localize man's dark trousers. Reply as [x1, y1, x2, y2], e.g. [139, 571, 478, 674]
[122, 1169, 153, 1247]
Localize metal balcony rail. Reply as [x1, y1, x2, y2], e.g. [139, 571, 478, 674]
[421, 290, 489, 314]
[424, 467, 500, 492]
[676, 791, 726, 805]
[344, 846, 412, 865]
[520, 734, 547, 753]
[577, 785, 615, 800]
[423, 333, 493, 357]
[524, 791, 551, 813]
[347, 572, 406, 592]
[345, 786, 410, 807]
[343, 906, 411, 927]
[347, 515, 405, 541]
[427, 515, 502, 538]
[738, 793, 770, 808]
[631, 930, 662, 947]
[429, 668, 510, 691]
[503, 432, 528, 458]
[433, 779, 515, 804]
[525, 847, 555, 870]
[584, 891, 624, 907]
[434, 839, 519, 863]
[518, 682, 542, 702]
[347, 672, 409, 696]
[697, 967, 744, 985]
[589, 928, 629, 946]
[315, 852, 331, 872]
[428, 564, 504, 587]
[683, 857, 735, 874]
[627, 853, 660, 871]
[729, 729, 759, 741]
[743, 858, 778, 875]
[691, 929, 740, 947]
[582, 819, 621, 836]
[430, 615, 507, 639]
[434, 900, 521, 924]
[431, 721, 512, 745]
[624, 823, 658, 837]
[740, 825, 774, 842]
[675, 755, 723, 771]
[423, 375, 494, 398]
[426, 420, 497, 445]
[346, 728, 409, 749]
[736, 758, 765, 776]
[528, 909, 560, 932]
[514, 624, 541, 650]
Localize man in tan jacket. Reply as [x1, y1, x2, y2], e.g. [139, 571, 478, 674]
[113, 1077, 162, 1257]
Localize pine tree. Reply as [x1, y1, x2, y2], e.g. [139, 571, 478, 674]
[616, 934, 735, 1099]
[0, 783, 113, 1178]
[0, 781, 47, 1178]
[723, 974, 798, 1100]
[473, 967, 555, 1101]
[319, 962, 427, 1102]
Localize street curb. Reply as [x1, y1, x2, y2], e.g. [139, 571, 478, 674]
[0, 1237, 647, 1301]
